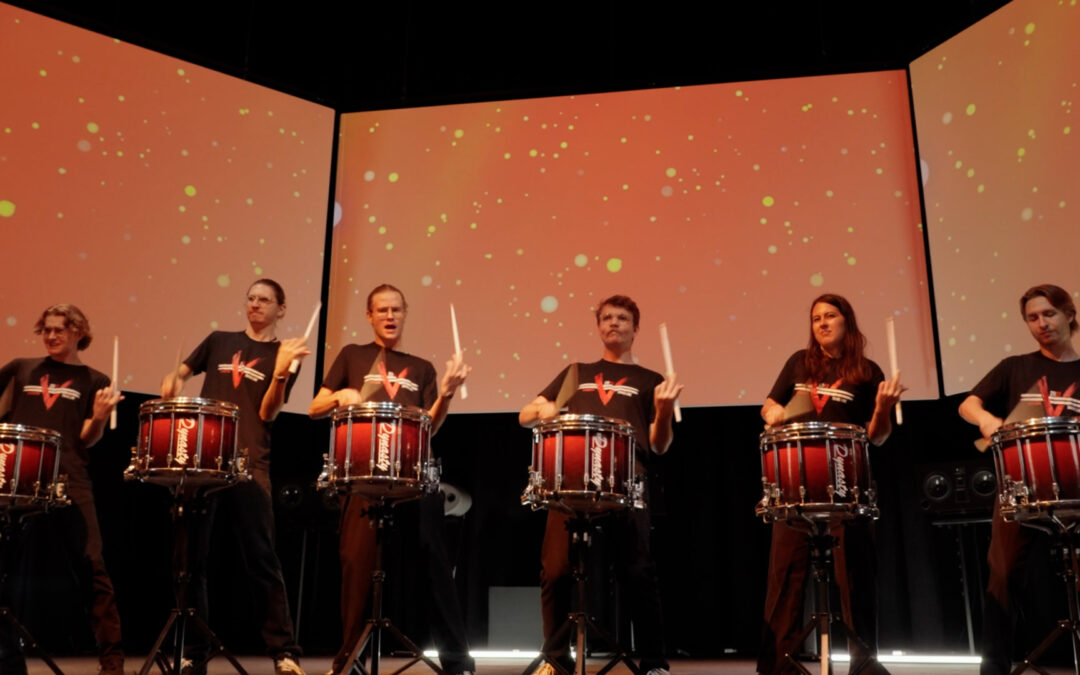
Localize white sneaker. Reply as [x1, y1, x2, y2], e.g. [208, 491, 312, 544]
[275, 656, 306, 675]
[645, 669, 671, 675]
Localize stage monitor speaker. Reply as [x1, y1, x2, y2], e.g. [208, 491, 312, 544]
[917, 458, 996, 518]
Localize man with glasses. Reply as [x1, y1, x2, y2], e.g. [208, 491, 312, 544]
[309, 283, 473, 675]
[0, 304, 124, 675]
[162, 279, 310, 675]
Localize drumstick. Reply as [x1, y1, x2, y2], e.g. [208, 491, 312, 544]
[658, 323, 682, 423]
[288, 302, 322, 374]
[885, 316, 903, 425]
[450, 303, 468, 400]
[110, 335, 119, 430]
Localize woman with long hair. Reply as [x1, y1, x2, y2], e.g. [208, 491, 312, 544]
[757, 293, 903, 675]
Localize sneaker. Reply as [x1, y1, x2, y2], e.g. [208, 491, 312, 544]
[275, 656, 306, 675]
[645, 669, 670, 675]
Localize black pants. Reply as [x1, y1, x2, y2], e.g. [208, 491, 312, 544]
[980, 503, 1044, 675]
[335, 491, 473, 675]
[757, 520, 882, 675]
[189, 473, 300, 660]
[0, 482, 124, 671]
[539, 508, 668, 672]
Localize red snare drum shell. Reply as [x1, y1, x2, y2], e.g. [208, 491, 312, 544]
[994, 418, 1080, 504]
[531, 414, 636, 512]
[0, 424, 62, 506]
[135, 398, 239, 482]
[760, 422, 870, 508]
[333, 415, 422, 478]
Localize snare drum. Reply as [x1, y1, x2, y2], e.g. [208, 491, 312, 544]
[757, 421, 876, 522]
[128, 397, 243, 486]
[991, 416, 1080, 521]
[0, 423, 65, 509]
[522, 414, 641, 514]
[319, 402, 435, 502]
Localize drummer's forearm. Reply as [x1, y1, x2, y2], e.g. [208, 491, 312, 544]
[867, 409, 892, 446]
[428, 392, 453, 434]
[309, 388, 340, 418]
[161, 364, 192, 398]
[650, 417, 674, 455]
[259, 377, 288, 421]
[81, 416, 106, 447]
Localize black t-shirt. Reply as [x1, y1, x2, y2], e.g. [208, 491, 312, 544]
[970, 351, 1080, 420]
[320, 342, 437, 409]
[0, 356, 110, 482]
[766, 349, 883, 427]
[538, 359, 663, 459]
[184, 331, 297, 469]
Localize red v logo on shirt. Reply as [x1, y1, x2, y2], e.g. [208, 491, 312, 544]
[231, 351, 260, 389]
[378, 361, 407, 399]
[809, 378, 844, 415]
[594, 374, 628, 406]
[40, 375, 74, 410]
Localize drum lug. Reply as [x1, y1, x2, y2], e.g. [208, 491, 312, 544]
[799, 485, 807, 503]
[826, 485, 836, 503]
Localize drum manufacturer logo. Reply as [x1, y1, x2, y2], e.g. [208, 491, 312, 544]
[174, 419, 196, 466]
[0, 443, 15, 489]
[590, 435, 607, 489]
[833, 443, 850, 498]
[376, 422, 395, 471]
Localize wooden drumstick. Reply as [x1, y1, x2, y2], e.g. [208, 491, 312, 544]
[288, 302, 322, 374]
[659, 323, 682, 423]
[450, 303, 468, 400]
[886, 316, 903, 425]
[110, 335, 119, 430]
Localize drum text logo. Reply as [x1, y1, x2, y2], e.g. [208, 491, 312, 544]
[376, 422, 395, 471]
[174, 418, 197, 466]
[833, 443, 850, 498]
[590, 435, 607, 488]
[0, 443, 15, 489]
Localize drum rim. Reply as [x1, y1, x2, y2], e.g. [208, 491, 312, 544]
[535, 413, 635, 434]
[0, 422, 63, 444]
[760, 420, 868, 443]
[331, 402, 432, 424]
[991, 415, 1080, 445]
[140, 397, 240, 416]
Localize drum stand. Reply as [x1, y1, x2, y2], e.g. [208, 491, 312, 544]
[1009, 517, 1080, 675]
[522, 514, 642, 675]
[137, 487, 248, 675]
[781, 519, 885, 675]
[337, 500, 444, 675]
[0, 511, 64, 675]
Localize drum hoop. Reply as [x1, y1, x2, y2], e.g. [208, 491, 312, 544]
[991, 416, 1080, 446]
[140, 397, 240, 418]
[536, 413, 635, 435]
[0, 423, 63, 445]
[332, 402, 432, 425]
[760, 421, 868, 445]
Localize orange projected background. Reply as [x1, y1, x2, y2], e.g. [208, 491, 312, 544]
[911, 0, 1080, 394]
[329, 72, 937, 412]
[0, 3, 334, 412]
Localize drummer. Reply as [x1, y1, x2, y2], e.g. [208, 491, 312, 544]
[518, 294, 682, 675]
[958, 283, 1080, 675]
[308, 283, 473, 675]
[0, 304, 125, 675]
[161, 278, 310, 675]
[757, 293, 902, 675]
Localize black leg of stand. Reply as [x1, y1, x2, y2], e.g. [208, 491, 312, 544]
[0, 510, 64, 675]
[522, 515, 642, 675]
[1010, 522, 1080, 675]
[339, 501, 444, 675]
[781, 520, 886, 675]
[137, 489, 248, 675]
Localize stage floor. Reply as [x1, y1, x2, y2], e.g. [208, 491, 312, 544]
[21, 656, 1080, 675]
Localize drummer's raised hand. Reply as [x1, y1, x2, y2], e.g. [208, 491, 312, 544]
[874, 370, 907, 415]
[161, 364, 191, 398]
[336, 388, 365, 407]
[273, 336, 312, 377]
[92, 386, 124, 421]
[762, 398, 786, 428]
[439, 351, 471, 399]
[653, 374, 684, 421]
